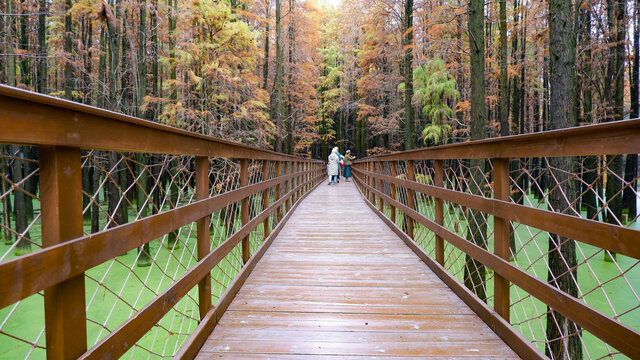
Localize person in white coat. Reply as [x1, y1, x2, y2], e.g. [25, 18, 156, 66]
[327, 147, 340, 185]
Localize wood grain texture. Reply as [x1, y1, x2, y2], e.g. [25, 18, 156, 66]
[195, 182, 519, 359]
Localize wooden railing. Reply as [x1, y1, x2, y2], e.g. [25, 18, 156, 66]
[352, 120, 640, 359]
[0, 85, 324, 359]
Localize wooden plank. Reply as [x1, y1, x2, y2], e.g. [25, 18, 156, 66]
[196, 156, 211, 320]
[39, 146, 87, 360]
[241, 159, 249, 264]
[173, 176, 323, 360]
[433, 160, 444, 265]
[195, 181, 519, 359]
[492, 158, 510, 322]
[262, 161, 270, 237]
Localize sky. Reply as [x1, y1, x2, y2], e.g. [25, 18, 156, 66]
[320, 0, 342, 8]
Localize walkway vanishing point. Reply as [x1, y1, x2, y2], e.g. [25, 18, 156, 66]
[194, 182, 519, 359]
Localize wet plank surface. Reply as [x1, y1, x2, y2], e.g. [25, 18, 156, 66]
[196, 180, 519, 359]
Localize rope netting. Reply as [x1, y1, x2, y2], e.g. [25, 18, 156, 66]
[364, 156, 639, 360]
[0, 146, 299, 359]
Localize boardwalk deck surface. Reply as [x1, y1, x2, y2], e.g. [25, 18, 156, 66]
[195, 181, 519, 359]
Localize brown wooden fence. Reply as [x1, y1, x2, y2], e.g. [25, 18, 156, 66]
[352, 119, 640, 359]
[0, 85, 324, 359]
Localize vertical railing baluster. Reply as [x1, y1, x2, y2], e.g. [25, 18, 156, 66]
[377, 162, 383, 212]
[368, 162, 373, 202]
[493, 158, 510, 321]
[434, 160, 444, 266]
[276, 161, 282, 223]
[406, 160, 415, 240]
[390, 161, 397, 224]
[195, 156, 211, 319]
[40, 146, 87, 359]
[262, 160, 270, 238]
[285, 161, 291, 212]
[240, 158, 250, 264]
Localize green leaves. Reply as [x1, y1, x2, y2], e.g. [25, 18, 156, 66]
[413, 58, 459, 145]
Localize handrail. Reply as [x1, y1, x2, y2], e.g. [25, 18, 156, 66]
[0, 84, 322, 162]
[355, 168, 640, 259]
[80, 173, 325, 359]
[0, 167, 315, 309]
[0, 85, 324, 360]
[352, 119, 640, 359]
[355, 117, 640, 161]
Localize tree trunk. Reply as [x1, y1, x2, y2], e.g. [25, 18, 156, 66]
[36, 0, 47, 93]
[5, 0, 16, 87]
[64, 0, 73, 99]
[262, 0, 271, 90]
[271, 0, 284, 152]
[463, 0, 487, 302]
[604, 0, 625, 261]
[546, 1, 582, 358]
[624, 0, 639, 221]
[403, 0, 414, 150]
[498, 0, 508, 137]
[136, 154, 151, 266]
[10, 145, 32, 255]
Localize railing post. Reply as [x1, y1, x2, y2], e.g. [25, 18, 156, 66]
[285, 161, 292, 212]
[406, 160, 415, 240]
[262, 160, 270, 237]
[390, 161, 397, 223]
[368, 162, 373, 202]
[377, 162, 383, 212]
[434, 160, 444, 266]
[40, 146, 87, 360]
[276, 161, 282, 223]
[240, 158, 250, 264]
[493, 158, 510, 322]
[195, 156, 211, 319]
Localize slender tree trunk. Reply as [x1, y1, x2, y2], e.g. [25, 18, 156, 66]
[499, 0, 508, 137]
[10, 145, 32, 255]
[136, 154, 151, 266]
[579, 4, 598, 219]
[1, 145, 12, 244]
[286, 0, 295, 154]
[169, 0, 177, 100]
[403, 0, 414, 150]
[5, 0, 16, 87]
[137, 0, 147, 118]
[271, 0, 284, 152]
[18, 0, 29, 87]
[546, 1, 582, 358]
[64, 0, 73, 99]
[463, 0, 487, 302]
[624, 0, 639, 221]
[262, 0, 271, 90]
[604, 0, 625, 261]
[36, 0, 47, 93]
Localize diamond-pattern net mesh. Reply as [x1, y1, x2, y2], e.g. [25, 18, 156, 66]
[0, 145, 316, 359]
[356, 155, 640, 360]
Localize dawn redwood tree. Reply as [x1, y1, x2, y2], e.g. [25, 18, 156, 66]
[403, 0, 414, 151]
[546, 0, 582, 358]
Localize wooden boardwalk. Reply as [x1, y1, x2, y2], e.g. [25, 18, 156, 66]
[195, 180, 519, 359]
